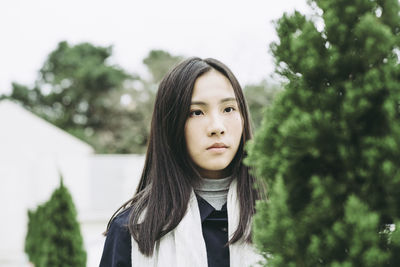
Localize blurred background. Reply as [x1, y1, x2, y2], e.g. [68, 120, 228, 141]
[0, 0, 309, 266]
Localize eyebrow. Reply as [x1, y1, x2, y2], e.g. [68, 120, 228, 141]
[190, 97, 237, 106]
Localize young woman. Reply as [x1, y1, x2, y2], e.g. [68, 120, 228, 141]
[100, 57, 264, 267]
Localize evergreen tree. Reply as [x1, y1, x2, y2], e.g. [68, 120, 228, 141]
[246, 0, 400, 266]
[9, 43, 183, 154]
[108, 49, 184, 153]
[24, 178, 86, 267]
[142, 50, 183, 83]
[41, 178, 86, 267]
[25, 204, 47, 266]
[9, 41, 133, 152]
[11, 41, 131, 133]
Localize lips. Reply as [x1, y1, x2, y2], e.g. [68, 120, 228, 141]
[207, 142, 229, 150]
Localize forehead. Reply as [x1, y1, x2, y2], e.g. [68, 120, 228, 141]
[191, 69, 236, 101]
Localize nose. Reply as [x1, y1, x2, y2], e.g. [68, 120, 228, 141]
[207, 113, 226, 137]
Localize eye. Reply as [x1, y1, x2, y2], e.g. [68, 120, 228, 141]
[189, 110, 204, 117]
[224, 107, 235, 113]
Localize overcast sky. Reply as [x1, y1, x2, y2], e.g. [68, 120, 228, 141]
[0, 0, 310, 95]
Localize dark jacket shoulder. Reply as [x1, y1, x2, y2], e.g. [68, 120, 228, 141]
[99, 208, 132, 267]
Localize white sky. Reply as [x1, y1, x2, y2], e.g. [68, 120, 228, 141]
[0, 0, 310, 95]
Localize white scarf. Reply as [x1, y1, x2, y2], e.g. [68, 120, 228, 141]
[131, 179, 265, 267]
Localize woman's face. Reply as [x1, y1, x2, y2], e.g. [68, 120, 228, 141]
[184, 69, 243, 179]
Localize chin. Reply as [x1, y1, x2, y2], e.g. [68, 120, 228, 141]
[203, 162, 230, 171]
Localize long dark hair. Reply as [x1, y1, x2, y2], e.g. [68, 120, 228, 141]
[106, 57, 263, 256]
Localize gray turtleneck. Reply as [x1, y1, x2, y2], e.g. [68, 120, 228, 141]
[194, 176, 233, 210]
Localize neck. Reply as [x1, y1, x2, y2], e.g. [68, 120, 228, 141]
[194, 176, 233, 210]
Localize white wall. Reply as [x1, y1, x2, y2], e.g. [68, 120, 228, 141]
[0, 153, 145, 267]
[0, 101, 145, 266]
[84, 154, 144, 267]
[0, 152, 93, 266]
[0, 101, 94, 266]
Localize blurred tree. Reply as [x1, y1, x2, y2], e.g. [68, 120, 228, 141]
[9, 41, 183, 153]
[25, 204, 47, 266]
[99, 79, 155, 154]
[143, 50, 183, 83]
[40, 178, 86, 267]
[9, 41, 133, 151]
[246, 0, 400, 266]
[243, 80, 282, 130]
[24, 177, 86, 267]
[102, 49, 184, 153]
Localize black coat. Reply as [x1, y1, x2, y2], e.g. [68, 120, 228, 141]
[100, 195, 229, 267]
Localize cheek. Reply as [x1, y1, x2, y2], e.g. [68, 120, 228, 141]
[228, 114, 244, 139]
[184, 122, 191, 147]
[184, 120, 199, 152]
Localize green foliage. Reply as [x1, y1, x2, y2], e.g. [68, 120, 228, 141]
[143, 50, 183, 83]
[10, 41, 133, 152]
[25, 205, 47, 265]
[9, 42, 183, 153]
[22, 41, 130, 130]
[243, 80, 282, 130]
[24, 178, 86, 267]
[106, 49, 184, 153]
[247, 0, 400, 265]
[0, 93, 9, 101]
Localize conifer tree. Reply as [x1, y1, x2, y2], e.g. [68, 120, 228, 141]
[247, 0, 400, 266]
[40, 178, 86, 267]
[24, 178, 86, 267]
[25, 204, 47, 265]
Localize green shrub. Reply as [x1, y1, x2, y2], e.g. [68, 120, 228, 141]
[25, 204, 47, 265]
[25, 178, 86, 266]
[247, 0, 400, 266]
